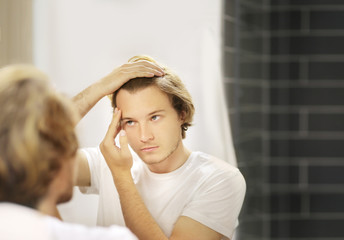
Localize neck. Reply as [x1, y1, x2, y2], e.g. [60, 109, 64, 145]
[37, 196, 62, 220]
[148, 140, 191, 173]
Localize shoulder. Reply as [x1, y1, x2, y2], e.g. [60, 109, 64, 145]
[189, 152, 246, 193]
[191, 152, 244, 178]
[0, 203, 52, 240]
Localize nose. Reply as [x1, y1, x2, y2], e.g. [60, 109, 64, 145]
[139, 123, 154, 142]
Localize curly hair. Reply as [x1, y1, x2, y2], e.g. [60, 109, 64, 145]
[110, 55, 195, 139]
[0, 65, 78, 208]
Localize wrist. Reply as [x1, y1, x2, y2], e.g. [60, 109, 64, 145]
[112, 168, 132, 180]
[112, 169, 134, 188]
[98, 75, 122, 96]
[93, 79, 110, 97]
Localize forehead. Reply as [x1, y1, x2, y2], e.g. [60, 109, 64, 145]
[116, 85, 175, 116]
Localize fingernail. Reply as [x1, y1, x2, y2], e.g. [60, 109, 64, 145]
[114, 108, 118, 114]
[120, 130, 126, 136]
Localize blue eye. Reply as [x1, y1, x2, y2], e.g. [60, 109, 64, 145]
[126, 120, 135, 126]
[151, 115, 160, 121]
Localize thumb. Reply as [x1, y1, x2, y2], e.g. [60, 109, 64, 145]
[104, 108, 121, 141]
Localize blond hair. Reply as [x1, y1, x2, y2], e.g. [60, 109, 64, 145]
[0, 65, 78, 208]
[111, 55, 195, 139]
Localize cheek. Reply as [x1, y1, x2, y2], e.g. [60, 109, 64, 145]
[167, 118, 183, 133]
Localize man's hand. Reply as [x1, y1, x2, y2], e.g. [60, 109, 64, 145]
[72, 60, 164, 123]
[100, 108, 132, 174]
[99, 60, 165, 96]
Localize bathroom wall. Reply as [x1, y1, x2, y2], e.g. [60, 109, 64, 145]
[224, 0, 344, 239]
[223, 0, 269, 239]
[269, 0, 344, 239]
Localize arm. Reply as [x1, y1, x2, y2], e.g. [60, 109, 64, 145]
[75, 150, 91, 187]
[99, 110, 223, 240]
[72, 61, 164, 123]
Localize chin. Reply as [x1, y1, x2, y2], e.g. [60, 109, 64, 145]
[140, 155, 167, 166]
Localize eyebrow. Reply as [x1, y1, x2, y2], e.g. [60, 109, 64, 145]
[121, 110, 165, 121]
[148, 110, 165, 116]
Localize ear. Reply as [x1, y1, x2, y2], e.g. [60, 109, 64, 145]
[179, 110, 186, 123]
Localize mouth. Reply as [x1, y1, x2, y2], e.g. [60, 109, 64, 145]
[141, 146, 159, 152]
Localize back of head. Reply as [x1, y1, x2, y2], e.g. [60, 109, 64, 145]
[111, 55, 195, 139]
[0, 65, 78, 208]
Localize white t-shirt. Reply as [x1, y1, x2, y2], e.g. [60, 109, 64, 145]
[0, 203, 137, 240]
[81, 147, 246, 239]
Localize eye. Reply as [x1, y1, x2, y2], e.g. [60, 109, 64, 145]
[151, 115, 160, 121]
[125, 120, 135, 126]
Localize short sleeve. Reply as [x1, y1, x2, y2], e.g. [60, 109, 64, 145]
[182, 169, 246, 239]
[79, 147, 104, 195]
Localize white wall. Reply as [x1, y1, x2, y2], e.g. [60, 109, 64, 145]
[33, 0, 235, 226]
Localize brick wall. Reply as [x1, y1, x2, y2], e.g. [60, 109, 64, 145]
[224, 0, 344, 239]
[223, 0, 269, 239]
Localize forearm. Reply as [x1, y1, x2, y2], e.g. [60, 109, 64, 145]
[113, 171, 168, 240]
[72, 81, 106, 123]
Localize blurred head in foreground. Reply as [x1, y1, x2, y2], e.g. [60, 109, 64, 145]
[0, 65, 78, 210]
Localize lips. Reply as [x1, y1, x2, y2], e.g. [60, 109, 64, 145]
[141, 146, 159, 152]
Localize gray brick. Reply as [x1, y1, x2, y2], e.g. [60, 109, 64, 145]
[270, 139, 344, 158]
[310, 10, 344, 30]
[310, 193, 344, 212]
[309, 166, 344, 184]
[271, 36, 344, 55]
[270, 10, 302, 30]
[270, 87, 344, 106]
[271, 219, 344, 238]
[309, 113, 344, 131]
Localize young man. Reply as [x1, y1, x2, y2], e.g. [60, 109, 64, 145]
[76, 56, 246, 240]
[0, 62, 163, 240]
